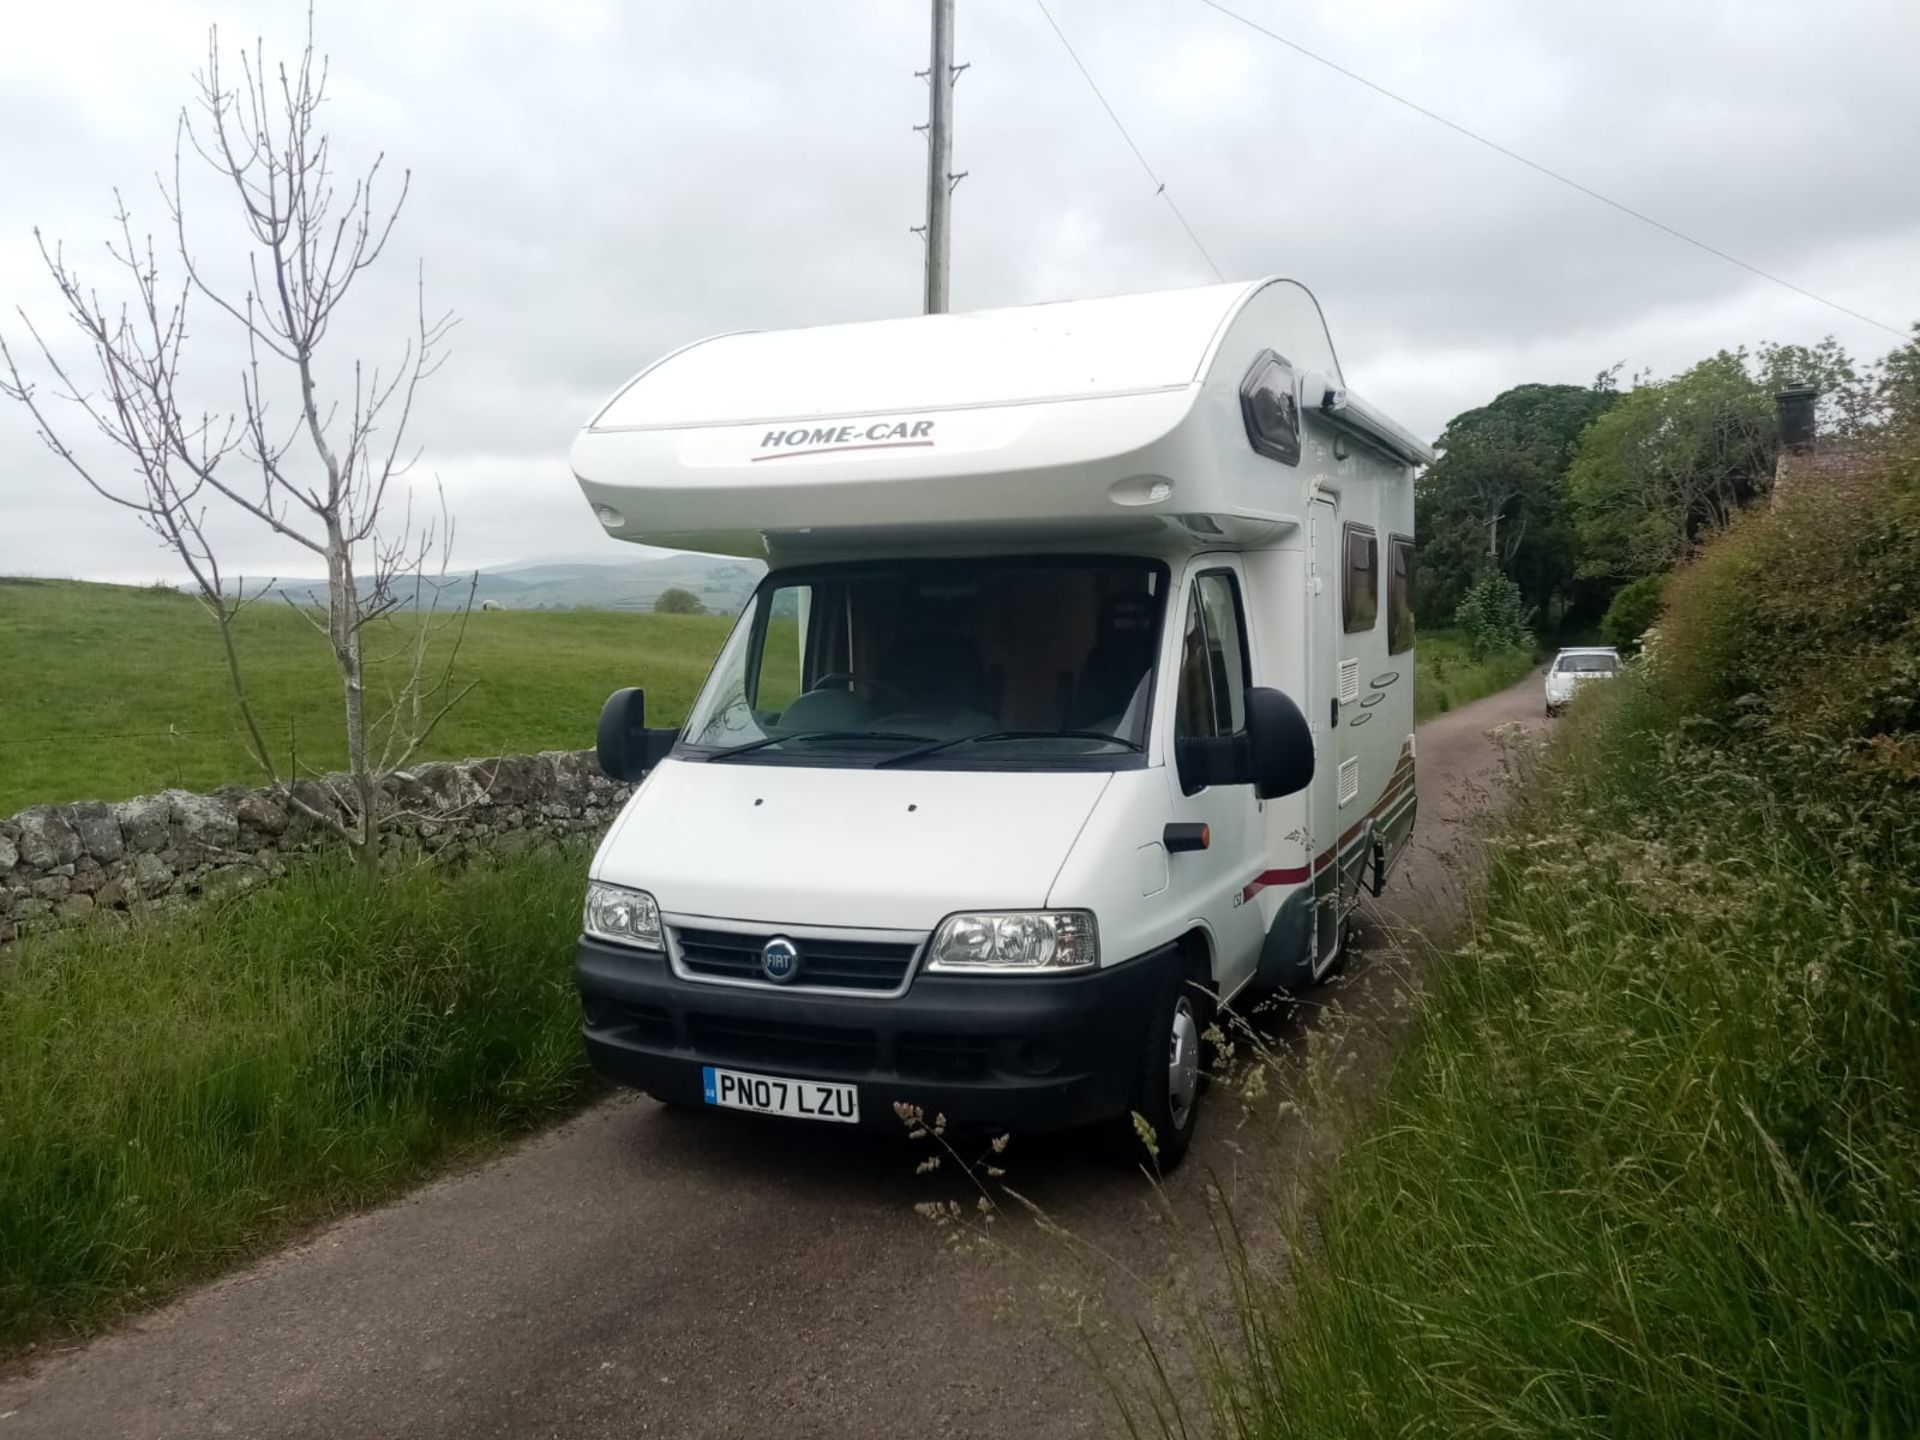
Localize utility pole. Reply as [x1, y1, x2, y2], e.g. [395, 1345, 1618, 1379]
[919, 0, 960, 314]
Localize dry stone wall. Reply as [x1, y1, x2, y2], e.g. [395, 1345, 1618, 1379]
[0, 751, 632, 945]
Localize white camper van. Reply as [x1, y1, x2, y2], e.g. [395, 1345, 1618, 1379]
[570, 279, 1431, 1167]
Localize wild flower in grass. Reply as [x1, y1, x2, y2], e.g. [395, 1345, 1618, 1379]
[1237, 1061, 1271, 1106]
[900, 1102, 1014, 1249]
[1131, 1111, 1159, 1162]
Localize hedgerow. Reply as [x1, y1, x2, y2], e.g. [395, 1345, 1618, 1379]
[1163, 432, 1920, 1436]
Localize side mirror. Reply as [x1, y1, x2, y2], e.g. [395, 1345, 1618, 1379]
[1246, 686, 1315, 799]
[596, 687, 679, 782]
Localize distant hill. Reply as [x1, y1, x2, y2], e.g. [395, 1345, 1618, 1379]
[199, 552, 765, 616]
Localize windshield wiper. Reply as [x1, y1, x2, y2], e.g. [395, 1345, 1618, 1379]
[705, 729, 928, 762]
[874, 729, 1143, 769]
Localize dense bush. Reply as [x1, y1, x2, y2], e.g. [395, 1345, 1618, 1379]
[1658, 441, 1920, 777]
[1452, 571, 1534, 658]
[1598, 573, 1662, 651]
[653, 586, 706, 615]
[0, 850, 596, 1346]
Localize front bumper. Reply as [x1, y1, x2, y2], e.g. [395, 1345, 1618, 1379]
[575, 936, 1177, 1133]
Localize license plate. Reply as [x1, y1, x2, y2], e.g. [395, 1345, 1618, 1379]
[701, 1065, 860, 1124]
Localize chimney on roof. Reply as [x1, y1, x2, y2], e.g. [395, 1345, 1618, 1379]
[1776, 383, 1818, 452]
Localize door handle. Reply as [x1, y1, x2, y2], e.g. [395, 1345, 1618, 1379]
[1329, 696, 1340, 728]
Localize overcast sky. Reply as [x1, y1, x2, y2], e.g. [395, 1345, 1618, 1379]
[2, 0, 1915, 582]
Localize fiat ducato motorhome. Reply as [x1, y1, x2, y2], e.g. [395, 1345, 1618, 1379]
[569, 279, 1431, 1168]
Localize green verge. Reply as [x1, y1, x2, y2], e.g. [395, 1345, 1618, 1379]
[1208, 445, 1920, 1435]
[1233, 682, 1919, 1435]
[0, 849, 596, 1348]
[1414, 628, 1535, 720]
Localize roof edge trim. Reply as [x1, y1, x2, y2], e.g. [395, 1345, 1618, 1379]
[585, 381, 1198, 435]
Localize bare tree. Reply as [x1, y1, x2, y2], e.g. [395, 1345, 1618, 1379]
[0, 14, 470, 870]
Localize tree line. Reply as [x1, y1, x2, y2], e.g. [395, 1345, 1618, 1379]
[1415, 329, 1920, 646]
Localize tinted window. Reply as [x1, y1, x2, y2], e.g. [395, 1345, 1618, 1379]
[1177, 571, 1250, 741]
[1343, 525, 1379, 635]
[1387, 535, 1415, 655]
[1557, 653, 1618, 674]
[1239, 353, 1301, 466]
[681, 558, 1165, 766]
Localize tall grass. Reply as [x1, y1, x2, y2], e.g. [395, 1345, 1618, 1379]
[1161, 445, 1920, 1435]
[1415, 628, 1535, 718]
[0, 850, 595, 1346]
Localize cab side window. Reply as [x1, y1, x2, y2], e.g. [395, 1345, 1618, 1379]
[1175, 572, 1252, 791]
[1386, 535, 1415, 655]
[1343, 524, 1379, 635]
[1175, 590, 1219, 739]
[750, 583, 812, 716]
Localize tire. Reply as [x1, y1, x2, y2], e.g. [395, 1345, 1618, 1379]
[1115, 958, 1212, 1173]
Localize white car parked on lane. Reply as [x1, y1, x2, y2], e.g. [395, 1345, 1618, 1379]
[1545, 646, 1621, 716]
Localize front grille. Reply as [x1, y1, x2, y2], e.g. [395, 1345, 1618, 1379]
[673, 926, 919, 993]
[686, 1013, 879, 1073]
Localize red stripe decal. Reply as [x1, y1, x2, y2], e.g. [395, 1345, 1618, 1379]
[1241, 865, 1311, 903]
[1237, 767, 1420, 905]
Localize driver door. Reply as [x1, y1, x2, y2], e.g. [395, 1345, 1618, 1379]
[1162, 562, 1266, 999]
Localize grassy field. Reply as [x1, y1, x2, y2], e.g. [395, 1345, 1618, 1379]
[0, 850, 595, 1347]
[1179, 444, 1920, 1435]
[0, 578, 732, 811]
[1, 578, 1531, 812]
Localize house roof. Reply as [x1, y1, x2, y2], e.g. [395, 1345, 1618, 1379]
[1774, 438, 1876, 498]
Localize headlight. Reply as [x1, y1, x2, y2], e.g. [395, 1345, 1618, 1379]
[584, 881, 663, 950]
[926, 910, 1098, 973]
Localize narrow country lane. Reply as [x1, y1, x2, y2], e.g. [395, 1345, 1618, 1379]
[0, 675, 1548, 1440]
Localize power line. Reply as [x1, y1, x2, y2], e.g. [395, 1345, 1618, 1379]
[1196, 0, 1909, 341]
[1034, 0, 1225, 282]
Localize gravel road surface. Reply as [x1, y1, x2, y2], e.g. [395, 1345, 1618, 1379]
[0, 674, 1546, 1439]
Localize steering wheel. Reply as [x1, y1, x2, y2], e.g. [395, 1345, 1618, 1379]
[809, 671, 913, 707]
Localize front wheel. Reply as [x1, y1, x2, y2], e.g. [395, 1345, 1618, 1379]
[1116, 962, 1210, 1173]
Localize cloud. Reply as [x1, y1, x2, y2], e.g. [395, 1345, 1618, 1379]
[2, 0, 1914, 581]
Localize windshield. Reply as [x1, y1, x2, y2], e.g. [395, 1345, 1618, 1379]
[680, 557, 1166, 767]
[1557, 653, 1618, 674]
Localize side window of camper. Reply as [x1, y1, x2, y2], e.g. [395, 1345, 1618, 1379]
[1239, 352, 1301, 466]
[1176, 571, 1250, 741]
[1387, 535, 1415, 655]
[1342, 525, 1379, 635]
